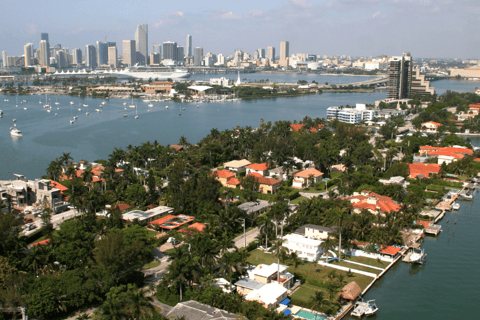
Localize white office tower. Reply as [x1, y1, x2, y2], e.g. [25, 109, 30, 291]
[72, 48, 82, 66]
[56, 50, 67, 68]
[163, 41, 178, 61]
[23, 43, 34, 67]
[108, 46, 118, 68]
[257, 48, 265, 59]
[134, 24, 148, 65]
[153, 44, 162, 56]
[85, 44, 97, 69]
[2, 50, 7, 68]
[216, 54, 225, 66]
[39, 40, 50, 67]
[122, 40, 136, 66]
[186, 35, 192, 57]
[280, 41, 289, 63]
[193, 47, 203, 66]
[234, 50, 243, 65]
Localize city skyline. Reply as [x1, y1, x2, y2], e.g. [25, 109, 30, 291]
[1, 0, 479, 59]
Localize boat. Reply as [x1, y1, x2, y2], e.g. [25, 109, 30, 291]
[23, 107, 27, 110]
[78, 108, 82, 111]
[74, 115, 78, 119]
[101, 101, 106, 105]
[197, 105, 199, 108]
[83, 104, 88, 107]
[123, 102, 127, 105]
[351, 300, 378, 317]
[22, 100, 26, 103]
[0, 110, 3, 115]
[54, 96, 60, 105]
[55, 113, 58, 116]
[10, 127, 22, 137]
[43, 94, 51, 109]
[70, 119, 74, 124]
[183, 107, 185, 110]
[135, 105, 138, 119]
[452, 202, 460, 210]
[12, 118, 16, 122]
[165, 105, 169, 109]
[47, 109, 51, 113]
[123, 114, 128, 117]
[129, 97, 135, 108]
[409, 248, 426, 264]
[70, 101, 74, 105]
[86, 112, 89, 115]
[95, 109, 101, 112]
[148, 103, 154, 107]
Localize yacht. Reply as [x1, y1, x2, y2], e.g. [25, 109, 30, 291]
[70, 101, 75, 105]
[129, 97, 135, 108]
[10, 127, 22, 137]
[409, 248, 426, 264]
[70, 119, 75, 124]
[83, 104, 89, 107]
[123, 114, 128, 117]
[0, 110, 3, 115]
[86, 112, 89, 115]
[165, 105, 169, 109]
[452, 202, 460, 210]
[95, 109, 102, 112]
[43, 94, 51, 109]
[148, 103, 154, 107]
[351, 300, 378, 317]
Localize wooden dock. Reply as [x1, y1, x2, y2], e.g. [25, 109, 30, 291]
[425, 224, 442, 236]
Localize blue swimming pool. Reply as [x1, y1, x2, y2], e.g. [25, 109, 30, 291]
[294, 309, 327, 320]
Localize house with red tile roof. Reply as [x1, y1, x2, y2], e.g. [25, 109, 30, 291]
[225, 177, 240, 188]
[380, 246, 402, 257]
[416, 146, 473, 165]
[113, 203, 132, 213]
[29, 239, 51, 248]
[408, 163, 442, 179]
[149, 214, 195, 230]
[246, 163, 270, 176]
[290, 123, 325, 133]
[292, 168, 324, 189]
[421, 121, 443, 133]
[212, 169, 236, 187]
[343, 190, 402, 215]
[244, 173, 281, 194]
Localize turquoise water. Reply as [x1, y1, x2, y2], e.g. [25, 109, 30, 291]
[295, 309, 327, 320]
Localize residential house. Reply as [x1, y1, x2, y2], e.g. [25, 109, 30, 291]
[212, 169, 236, 187]
[408, 163, 442, 179]
[148, 213, 194, 230]
[415, 145, 473, 165]
[282, 233, 324, 262]
[294, 224, 337, 240]
[165, 300, 244, 320]
[122, 205, 174, 224]
[267, 166, 299, 181]
[343, 190, 402, 215]
[246, 163, 269, 176]
[245, 283, 288, 309]
[289, 123, 325, 133]
[421, 121, 443, 133]
[330, 164, 347, 173]
[32, 179, 63, 208]
[223, 159, 251, 174]
[245, 173, 281, 194]
[378, 176, 409, 188]
[292, 168, 324, 189]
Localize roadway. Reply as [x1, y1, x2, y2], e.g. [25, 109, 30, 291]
[233, 227, 259, 249]
[23, 208, 82, 236]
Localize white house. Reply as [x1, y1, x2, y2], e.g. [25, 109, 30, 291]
[246, 163, 269, 176]
[223, 159, 251, 173]
[245, 283, 288, 309]
[282, 233, 324, 262]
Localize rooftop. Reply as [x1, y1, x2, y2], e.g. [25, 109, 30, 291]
[246, 163, 269, 171]
[223, 159, 251, 168]
[294, 167, 324, 178]
[166, 300, 244, 320]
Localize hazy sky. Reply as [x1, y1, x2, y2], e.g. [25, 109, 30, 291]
[1, 0, 479, 59]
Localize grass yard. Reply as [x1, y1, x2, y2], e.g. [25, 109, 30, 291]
[331, 260, 382, 275]
[290, 196, 309, 204]
[143, 260, 161, 269]
[344, 256, 389, 269]
[290, 283, 325, 305]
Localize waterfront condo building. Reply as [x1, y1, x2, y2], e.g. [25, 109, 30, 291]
[122, 40, 136, 66]
[280, 41, 289, 66]
[134, 24, 148, 65]
[194, 47, 203, 66]
[108, 46, 118, 68]
[387, 52, 412, 99]
[39, 40, 50, 67]
[163, 41, 178, 61]
[186, 35, 192, 57]
[267, 46, 275, 63]
[24, 43, 34, 67]
[72, 48, 82, 66]
[85, 44, 97, 69]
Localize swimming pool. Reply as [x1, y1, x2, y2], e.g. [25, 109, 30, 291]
[294, 309, 327, 320]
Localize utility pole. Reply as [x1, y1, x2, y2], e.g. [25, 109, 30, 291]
[239, 218, 246, 248]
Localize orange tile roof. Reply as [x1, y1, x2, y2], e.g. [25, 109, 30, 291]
[50, 180, 68, 193]
[408, 163, 441, 175]
[295, 167, 324, 178]
[30, 239, 51, 247]
[113, 203, 131, 211]
[380, 246, 402, 255]
[213, 169, 236, 179]
[246, 163, 269, 171]
[345, 191, 402, 214]
[290, 124, 325, 132]
[226, 177, 240, 185]
[188, 222, 206, 232]
[149, 215, 195, 230]
[474, 158, 480, 162]
[422, 121, 443, 126]
[247, 173, 281, 186]
[416, 220, 431, 229]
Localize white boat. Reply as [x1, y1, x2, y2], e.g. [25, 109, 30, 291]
[101, 101, 106, 105]
[452, 202, 460, 210]
[123, 102, 127, 105]
[54, 97, 59, 105]
[78, 108, 82, 111]
[55, 113, 58, 116]
[83, 104, 88, 107]
[409, 248, 426, 264]
[22, 100, 26, 103]
[123, 114, 128, 117]
[148, 103, 154, 107]
[74, 116, 78, 119]
[12, 118, 16, 122]
[0, 110, 3, 115]
[129, 97, 135, 108]
[47, 109, 51, 113]
[70, 119, 74, 124]
[86, 112, 89, 115]
[70, 101, 74, 105]
[165, 105, 169, 109]
[351, 300, 378, 317]
[23, 107, 27, 110]
[10, 127, 22, 137]
[95, 109, 101, 112]
[43, 94, 51, 109]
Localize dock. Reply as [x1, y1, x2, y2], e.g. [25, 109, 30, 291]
[425, 224, 442, 235]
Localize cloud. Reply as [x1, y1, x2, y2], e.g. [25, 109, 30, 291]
[67, 27, 87, 35]
[26, 23, 37, 34]
[153, 11, 185, 27]
[218, 10, 243, 20]
[372, 11, 381, 18]
[249, 9, 265, 16]
[290, 0, 314, 8]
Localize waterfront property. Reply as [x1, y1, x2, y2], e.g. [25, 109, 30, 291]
[294, 224, 337, 240]
[244, 173, 281, 194]
[282, 233, 324, 262]
[342, 190, 402, 215]
[121, 205, 174, 224]
[292, 168, 324, 189]
[223, 159, 251, 174]
[408, 163, 442, 178]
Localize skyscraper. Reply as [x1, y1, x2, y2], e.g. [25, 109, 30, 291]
[39, 40, 50, 67]
[85, 44, 97, 69]
[280, 41, 289, 62]
[2, 51, 7, 68]
[55, 50, 67, 68]
[387, 52, 412, 99]
[177, 46, 185, 62]
[108, 46, 118, 68]
[122, 40, 136, 66]
[193, 47, 203, 66]
[134, 24, 148, 65]
[41, 33, 49, 42]
[163, 41, 177, 61]
[267, 46, 275, 63]
[97, 41, 116, 66]
[153, 44, 162, 56]
[24, 43, 34, 67]
[72, 48, 82, 66]
[257, 48, 265, 59]
[186, 35, 192, 57]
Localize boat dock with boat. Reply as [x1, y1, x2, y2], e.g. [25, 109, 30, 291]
[351, 300, 378, 317]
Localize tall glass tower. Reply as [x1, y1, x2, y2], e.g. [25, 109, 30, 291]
[134, 24, 148, 65]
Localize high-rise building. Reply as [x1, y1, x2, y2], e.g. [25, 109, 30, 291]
[134, 24, 148, 65]
[2, 51, 7, 68]
[72, 48, 82, 66]
[122, 40, 136, 66]
[96, 41, 116, 66]
[150, 53, 161, 65]
[24, 43, 34, 67]
[56, 50, 67, 68]
[280, 41, 289, 62]
[153, 44, 162, 55]
[39, 40, 50, 67]
[163, 41, 177, 60]
[267, 46, 275, 63]
[41, 33, 49, 42]
[257, 48, 265, 59]
[217, 54, 225, 65]
[186, 35, 192, 57]
[85, 44, 97, 69]
[234, 50, 243, 65]
[108, 46, 118, 68]
[193, 47, 203, 66]
[387, 52, 412, 99]
[177, 46, 185, 62]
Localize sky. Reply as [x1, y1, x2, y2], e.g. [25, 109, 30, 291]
[1, 0, 479, 59]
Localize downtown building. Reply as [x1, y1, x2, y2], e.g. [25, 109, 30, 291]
[387, 52, 412, 99]
[134, 24, 148, 65]
[24, 43, 34, 67]
[85, 44, 97, 69]
[186, 35, 192, 58]
[122, 40, 136, 66]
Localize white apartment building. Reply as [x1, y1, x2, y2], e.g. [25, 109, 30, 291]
[282, 233, 323, 262]
[327, 104, 375, 124]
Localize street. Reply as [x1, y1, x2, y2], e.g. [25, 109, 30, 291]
[233, 227, 259, 249]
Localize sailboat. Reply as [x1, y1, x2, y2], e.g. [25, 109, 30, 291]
[129, 97, 136, 108]
[43, 94, 51, 109]
[15, 95, 18, 108]
[135, 105, 138, 119]
[70, 103, 75, 123]
[179, 106, 182, 116]
[54, 96, 60, 105]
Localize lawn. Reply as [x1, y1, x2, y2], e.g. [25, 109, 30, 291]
[247, 250, 372, 290]
[143, 260, 161, 269]
[331, 260, 382, 275]
[344, 256, 389, 269]
[290, 196, 309, 204]
[290, 284, 324, 306]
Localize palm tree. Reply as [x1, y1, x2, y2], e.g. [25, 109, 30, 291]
[46, 159, 62, 181]
[321, 235, 337, 263]
[289, 252, 302, 268]
[81, 167, 94, 191]
[124, 284, 153, 319]
[309, 290, 328, 316]
[59, 151, 73, 167]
